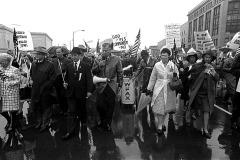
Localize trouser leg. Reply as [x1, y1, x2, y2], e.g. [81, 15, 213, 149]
[231, 92, 240, 123]
[42, 107, 52, 128]
[33, 101, 43, 125]
[104, 85, 116, 126]
[78, 98, 87, 124]
[67, 98, 77, 133]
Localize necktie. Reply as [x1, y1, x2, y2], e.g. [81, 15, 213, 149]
[74, 62, 78, 71]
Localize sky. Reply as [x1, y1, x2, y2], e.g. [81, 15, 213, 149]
[1, 0, 203, 50]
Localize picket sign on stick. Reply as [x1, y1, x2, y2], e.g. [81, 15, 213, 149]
[112, 32, 128, 51]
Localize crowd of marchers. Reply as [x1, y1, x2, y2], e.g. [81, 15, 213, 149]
[0, 43, 240, 141]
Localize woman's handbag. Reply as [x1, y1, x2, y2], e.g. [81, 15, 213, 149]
[169, 73, 183, 91]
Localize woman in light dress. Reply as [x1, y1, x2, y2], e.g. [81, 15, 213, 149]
[146, 46, 179, 135]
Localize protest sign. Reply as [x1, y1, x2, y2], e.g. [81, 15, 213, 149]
[121, 78, 135, 104]
[194, 30, 215, 52]
[165, 24, 181, 48]
[15, 26, 34, 51]
[229, 32, 240, 50]
[112, 32, 128, 51]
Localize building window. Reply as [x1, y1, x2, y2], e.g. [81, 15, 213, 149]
[213, 39, 218, 46]
[205, 11, 211, 32]
[193, 19, 198, 41]
[188, 22, 192, 42]
[226, 1, 240, 33]
[212, 5, 220, 36]
[7, 41, 10, 49]
[198, 15, 204, 31]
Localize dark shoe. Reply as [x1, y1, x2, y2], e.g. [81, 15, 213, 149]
[6, 127, 14, 134]
[81, 123, 87, 128]
[191, 113, 197, 120]
[157, 129, 163, 136]
[231, 122, 238, 130]
[35, 123, 42, 129]
[62, 133, 74, 141]
[39, 126, 48, 133]
[202, 131, 211, 139]
[103, 124, 111, 132]
[162, 125, 166, 132]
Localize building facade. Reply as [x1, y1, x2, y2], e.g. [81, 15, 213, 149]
[31, 32, 52, 49]
[187, 0, 240, 49]
[0, 24, 53, 53]
[180, 22, 189, 48]
[0, 24, 14, 53]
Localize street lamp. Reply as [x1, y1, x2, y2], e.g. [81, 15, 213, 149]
[73, 30, 85, 47]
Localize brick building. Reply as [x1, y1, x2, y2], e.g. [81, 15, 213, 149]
[187, 0, 240, 49]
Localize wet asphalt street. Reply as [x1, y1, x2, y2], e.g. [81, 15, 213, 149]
[0, 100, 240, 160]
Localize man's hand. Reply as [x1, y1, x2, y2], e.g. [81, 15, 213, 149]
[87, 92, 92, 98]
[63, 83, 68, 89]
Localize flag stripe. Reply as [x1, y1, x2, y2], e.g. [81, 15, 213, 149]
[131, 29, 141, 55]
[13, 28, 21, 65]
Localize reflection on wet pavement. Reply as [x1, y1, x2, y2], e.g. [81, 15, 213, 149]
[0, 101, 240, 160]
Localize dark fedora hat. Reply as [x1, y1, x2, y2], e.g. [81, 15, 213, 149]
[140, 50, 149, 56]
[71, 47, 83, 55]
[34, 46, 48, 54]
[202, 49, 217, 61]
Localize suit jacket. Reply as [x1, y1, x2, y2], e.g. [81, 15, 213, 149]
[134, 57, 158, 92]
[65, 61, 93, 98]
[92, 54, 123, 94]
[52, 57, 71, 77]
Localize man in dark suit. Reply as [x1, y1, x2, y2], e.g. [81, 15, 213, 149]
[52, 47, 71, 115]
[62, 47, 93, 140]
[92, 43, 123, 131]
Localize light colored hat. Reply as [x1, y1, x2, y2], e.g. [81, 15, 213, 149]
[187, 48, 197, 55]
[160, 46, 172, 56]
[186, 48, 198, 62]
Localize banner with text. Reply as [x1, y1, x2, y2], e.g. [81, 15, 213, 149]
[229, 32, 240, 50]
[15, 26, 34, 51]
[112, 32, 128, 51]
[194, 30, 215, 52]
[165, 24, 181, 49]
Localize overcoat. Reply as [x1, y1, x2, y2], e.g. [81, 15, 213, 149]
[147, 61, 179, 115]
[187, 62, 219, 114]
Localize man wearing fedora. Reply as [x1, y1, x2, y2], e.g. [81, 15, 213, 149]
[62, 47, 93, 140]
[78, 44, 92, 67]
[134, 50, 157, 94]
[30, 46, 57, 132]
[92, 42, 123, 131]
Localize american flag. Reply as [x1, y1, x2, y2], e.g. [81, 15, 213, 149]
[96, 39, 100, 53]
[130, 29, 141, 56]
[13, 28, 21, 65]
[83, 39, 91, 52]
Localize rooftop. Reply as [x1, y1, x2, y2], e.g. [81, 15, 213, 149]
[187, 0, 210, 16]
[31, 32, 53, 41]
